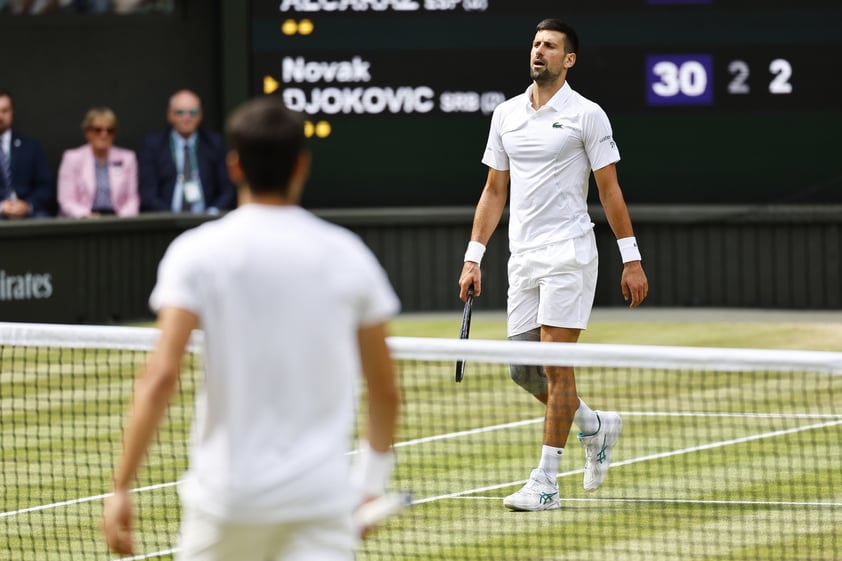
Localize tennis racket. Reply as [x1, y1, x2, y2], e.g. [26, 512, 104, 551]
[455, 285, 474, 382]
[354, 491, 413, 530]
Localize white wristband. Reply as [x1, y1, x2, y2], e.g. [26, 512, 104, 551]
[464, 241, 486, 264]
[617, 236, 642, 263]
[351, 441, 395, 498]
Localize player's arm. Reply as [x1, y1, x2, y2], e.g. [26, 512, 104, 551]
[593, 163, 648, 308]
[103, 307, 198, 555]
[459, 167, 510, 301]
[354, 322, 400, 536]
[358, 321, 399, 457]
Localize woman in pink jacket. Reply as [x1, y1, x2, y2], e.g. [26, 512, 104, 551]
[58, 107, 139, 217]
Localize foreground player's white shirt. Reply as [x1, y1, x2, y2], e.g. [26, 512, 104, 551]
[149, 204, 400, 523]
[482, 81, 621, 254]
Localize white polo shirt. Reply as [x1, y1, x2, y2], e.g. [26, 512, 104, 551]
[482, 81, 621, 254]
[149, 204, 400, 523]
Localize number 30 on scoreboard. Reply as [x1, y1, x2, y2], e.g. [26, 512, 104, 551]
[646, 54, 714, 106]
[646, 54, 794, 107]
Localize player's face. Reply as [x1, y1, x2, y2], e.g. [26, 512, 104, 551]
[530, 30, 574, 84]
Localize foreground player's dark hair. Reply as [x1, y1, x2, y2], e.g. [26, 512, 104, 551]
[225, 97, 306, 196]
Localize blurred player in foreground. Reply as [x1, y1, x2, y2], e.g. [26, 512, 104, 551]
[458, 18, 648, 511]
[103, 96, 401, 560]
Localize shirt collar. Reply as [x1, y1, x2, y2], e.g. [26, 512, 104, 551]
[525, 81, 573, 112]
[171, 129, 197, 148]
[0, 129, 11, 154]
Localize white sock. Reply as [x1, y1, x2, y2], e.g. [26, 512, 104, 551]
[574, 399, 600, 435]
[537, 445, 564, 478]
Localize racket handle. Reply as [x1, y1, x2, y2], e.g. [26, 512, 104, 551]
[354, 491, 413, 528]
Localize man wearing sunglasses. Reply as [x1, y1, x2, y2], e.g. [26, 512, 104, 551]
[138, 89, 236, 215]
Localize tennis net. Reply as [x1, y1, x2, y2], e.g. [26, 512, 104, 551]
[1, 321, 841, 561]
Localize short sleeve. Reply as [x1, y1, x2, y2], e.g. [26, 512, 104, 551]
[481, 105, 510, 171]
[582, 104, 621, 172]
[148, 232, 203, 315]
[352, 240, 401, 327]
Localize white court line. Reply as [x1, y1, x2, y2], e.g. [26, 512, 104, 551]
[391, 410, 842, 451]
[456, 496, 842, 507]
[114, 549, 177, 561]
[394, 416, 543, 447]
[107, 416, 842, 560]
[412, 417, 842, 504]
[0, 481, 178, 519]
[0, 412, 839, 559]
[626, 411, 842, 420]
[4, 411, 840, 519]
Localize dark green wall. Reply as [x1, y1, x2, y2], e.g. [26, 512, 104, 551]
[1, 206, 839, 325]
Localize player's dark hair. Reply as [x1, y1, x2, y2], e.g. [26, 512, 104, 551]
[536, 19, 579, 54]
[225, 96, 306, 196]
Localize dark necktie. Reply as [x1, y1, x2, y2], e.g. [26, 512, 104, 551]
[0, 145, 12, 197]
[182, 143, 193, 212]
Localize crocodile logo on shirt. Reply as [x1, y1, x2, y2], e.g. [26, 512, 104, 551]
[552, 122, 564, 129]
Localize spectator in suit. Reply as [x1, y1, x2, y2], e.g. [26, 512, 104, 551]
[57, 107, 139, 218]
[138, 89, 236, 214]
[0, 90, 53, 220]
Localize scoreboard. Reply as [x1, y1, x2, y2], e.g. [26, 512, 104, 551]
[250, 1, 842, 208]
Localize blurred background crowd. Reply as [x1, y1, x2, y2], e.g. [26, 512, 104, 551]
[0, 0, 172, 15]
[0, 88, 236, 220]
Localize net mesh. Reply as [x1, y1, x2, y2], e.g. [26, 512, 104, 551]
[1, 322, 841, 561]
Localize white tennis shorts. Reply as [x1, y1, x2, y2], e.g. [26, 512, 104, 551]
[175, 507, 357, 561]
[506, 231, 598, 336]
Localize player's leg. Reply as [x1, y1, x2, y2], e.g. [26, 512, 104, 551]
[506, 250, 546, 401]
[503, 247, 566, 512]
[504, 233, 620, 510]
[541, 325, 582, 449]
[508, 328, 547, 403]
[545, 231, 621, 492]
[569, 233, 622, 491]
[539, 344, 621, 494]
[536, 233, 597, 464]
[502, 328, 581, 513]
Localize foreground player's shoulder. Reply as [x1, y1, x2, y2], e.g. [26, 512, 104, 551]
[317, 216, 378, 261]
[162, 223, 205, 260]
[171, 215, 225, 250]
[161, 214, 237, 273]
[313, 216, 392, 279]
[309, 213, 399, 307]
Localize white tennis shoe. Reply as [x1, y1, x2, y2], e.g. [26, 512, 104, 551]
[503, 469, 560, 511]
[578, 411, 622, 492]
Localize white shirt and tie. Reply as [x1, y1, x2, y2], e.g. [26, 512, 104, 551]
[171, 132, 205, 213]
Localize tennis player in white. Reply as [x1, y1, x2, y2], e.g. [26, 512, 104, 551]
[103, 97, 401, 560]
[458, 19, 649, 511]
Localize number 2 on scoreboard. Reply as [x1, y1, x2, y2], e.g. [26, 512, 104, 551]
[727, 58, 793, 95]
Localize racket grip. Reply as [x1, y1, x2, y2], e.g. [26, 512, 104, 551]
[354, 492, 413, 528]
